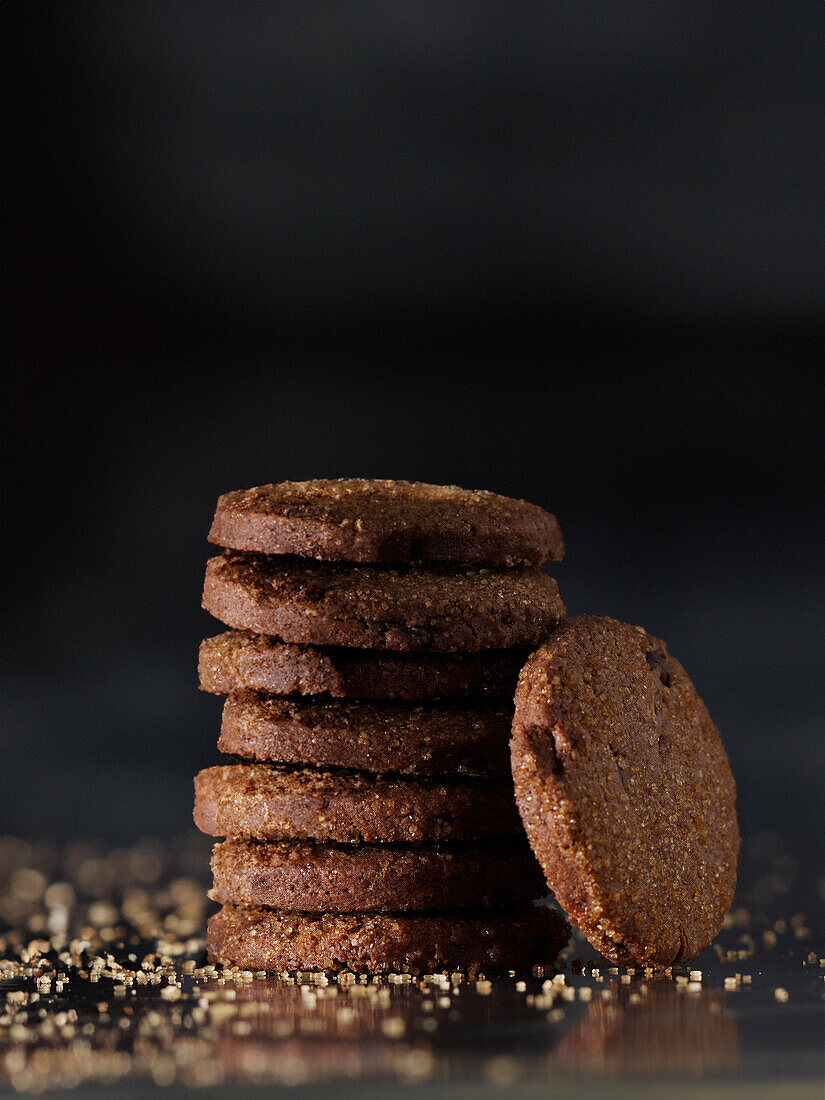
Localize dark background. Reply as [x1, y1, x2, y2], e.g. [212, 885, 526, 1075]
[4, 4, 824, 904]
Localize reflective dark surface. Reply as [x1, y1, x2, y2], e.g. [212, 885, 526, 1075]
[4, 7, 823, 1094]
[1, 835, 822, 1097]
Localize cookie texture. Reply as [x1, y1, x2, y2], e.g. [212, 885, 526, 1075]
[207, 903, 569, 973]
[203, 552, 565, 652]
[194, 764, 521, 843]
[510, 616, 740, 968]
[208, 479, 564, 566]
[199, 630, 527, 700]
[210, 838, 546, 911]
[218, 693, 512, 776]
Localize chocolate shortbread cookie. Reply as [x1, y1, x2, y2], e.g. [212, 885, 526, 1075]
[218, 693, 511, 776]
[210, 837, 545, 911]
[208, 479, 563, 566]
[207, 903, 570, 973]
[199, 630, 527, 700]
[203, 552, 565, 652]
[194, 764, 521, 843]
[510, 616, 740, 968]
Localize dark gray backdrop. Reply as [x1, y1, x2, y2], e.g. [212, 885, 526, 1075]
[5, 3, 824, 903]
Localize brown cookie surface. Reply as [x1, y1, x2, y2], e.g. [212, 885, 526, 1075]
[218, 693, 512, 776]
[194, 763, 521, 843]
[208, 479, 563, 566]
[199, 630, 527, 700]
[511, 616, 740, 968]
[203, 552, 565, 652]
[207, 903, 569, 973]
[210, 837, 545, 911]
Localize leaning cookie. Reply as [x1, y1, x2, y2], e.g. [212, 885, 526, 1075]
[208, 479, 564, 566]
[210, 838, 546, 911]
[194, 764, 522, 843]
[218, 693, 512, 776]
[207, 904, 569, 974]
[203, 552, 565, 652]
[199, 631, 528, 700]
[510, 616, 740, 968]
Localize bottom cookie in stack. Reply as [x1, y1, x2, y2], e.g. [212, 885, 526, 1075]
[207, 903, 570, 975]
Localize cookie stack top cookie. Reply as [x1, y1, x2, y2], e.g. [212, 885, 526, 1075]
[208, 479, 564, 565]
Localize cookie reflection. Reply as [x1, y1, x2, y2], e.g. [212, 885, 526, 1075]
[208, 977, 436, 1087]
[553, 978, 739, 1076]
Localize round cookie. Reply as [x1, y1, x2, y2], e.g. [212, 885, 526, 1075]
[208, 479, 564, 566]
[207, 903, 569, 973]
[218, 693, 512, 776]
[510, 616, 740, 968]
[199, 630, 527, 700]
[194, 764, 522, 843]
[210, 837, 546, 911]
[203, 552, 565, 653]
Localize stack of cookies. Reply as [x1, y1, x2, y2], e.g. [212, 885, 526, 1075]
[194, 479, 570, 973]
